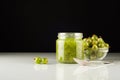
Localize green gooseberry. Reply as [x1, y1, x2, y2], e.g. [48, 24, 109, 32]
[83, 38, 87, 42]
[87, 37, 92, 43]
[104, 43, 109, 48]
[92, 44, 98, 50]
[98, 38, 104, 43]
[83, 41, 89, 48]
[41, 58, 48, 64]
[92, 40, 98, 45]
[98, 43, 104, 48]
[34, 57, 42, 64]
[91, 34, 98, 40]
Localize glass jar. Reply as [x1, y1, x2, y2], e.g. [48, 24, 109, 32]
[56, 32, 83, 63]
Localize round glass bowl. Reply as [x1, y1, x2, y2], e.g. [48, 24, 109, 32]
[84, 48, 109, 61]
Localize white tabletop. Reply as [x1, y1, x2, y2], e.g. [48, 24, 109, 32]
[0, 52, 120, 80]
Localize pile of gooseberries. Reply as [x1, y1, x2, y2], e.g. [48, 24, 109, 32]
[34, 57, 48, 64]
[83, 34, 109, 60]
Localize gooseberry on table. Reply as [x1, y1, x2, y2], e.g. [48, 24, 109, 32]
[34, 57, 48, 64]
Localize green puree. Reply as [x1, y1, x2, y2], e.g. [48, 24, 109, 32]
[56, 38, 83, 63]
[64, 38, 76, 63]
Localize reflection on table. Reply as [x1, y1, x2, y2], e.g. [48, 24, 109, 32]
[33, 64, 48, 71]
[56, 63, 109, 80]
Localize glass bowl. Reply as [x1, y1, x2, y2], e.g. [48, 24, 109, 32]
[84, 48, 109, 61]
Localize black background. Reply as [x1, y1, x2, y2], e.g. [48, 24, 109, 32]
[0, 0, 120, 52]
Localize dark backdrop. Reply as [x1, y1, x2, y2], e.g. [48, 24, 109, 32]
[0, 0, 119, 52]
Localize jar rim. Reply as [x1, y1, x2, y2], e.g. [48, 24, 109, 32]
[58, 32, 83, 39]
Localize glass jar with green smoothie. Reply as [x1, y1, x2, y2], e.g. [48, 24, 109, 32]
[56, 32, 83, 63]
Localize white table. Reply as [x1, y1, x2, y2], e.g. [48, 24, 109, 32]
[0, 53, 120, 80]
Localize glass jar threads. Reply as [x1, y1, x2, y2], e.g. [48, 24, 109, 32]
[56, 32, 83, 63]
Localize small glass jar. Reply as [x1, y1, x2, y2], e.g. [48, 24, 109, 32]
[56, 32, 83, 63]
